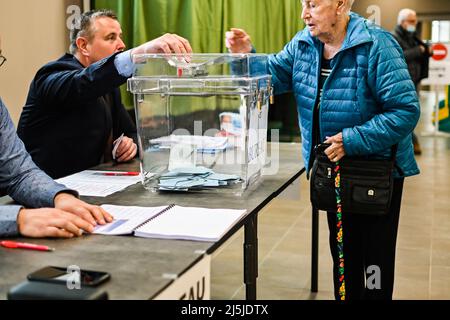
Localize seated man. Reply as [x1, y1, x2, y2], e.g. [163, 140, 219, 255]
[0, 36, 113, 238]
[18, 9, 192, 178]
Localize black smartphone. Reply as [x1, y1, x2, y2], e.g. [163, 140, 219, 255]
[27, 266, 110, 287]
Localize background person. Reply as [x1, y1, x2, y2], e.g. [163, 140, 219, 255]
[17, 9, 193, 179]
[393, 8, 433, 155]
[0, 35, 113, 238]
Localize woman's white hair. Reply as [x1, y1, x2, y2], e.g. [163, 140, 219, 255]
[324, 0, 354, 11]
[347, 0, 355, 9]
[397, 8, 416, 25]
[339, 0, 354, 12]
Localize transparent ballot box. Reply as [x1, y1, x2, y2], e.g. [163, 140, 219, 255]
[128, 54, 273, 195]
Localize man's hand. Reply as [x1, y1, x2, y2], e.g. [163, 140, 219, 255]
[54, 193, 113, 226]
[225, 28, 253, 53]
[17, 208, 95, 238]
[131, 33, 193, 56]
[419, 45, 433, 56]
[115, 136, 137, 163]
[324, 133, 346, 162]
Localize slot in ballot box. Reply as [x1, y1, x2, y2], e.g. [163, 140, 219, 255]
[128, 54, 273, 195]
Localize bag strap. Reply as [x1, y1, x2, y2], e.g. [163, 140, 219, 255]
[390, 144, 398, 161]
[389, 144, 406, 176]
[335, 161, 346, 300]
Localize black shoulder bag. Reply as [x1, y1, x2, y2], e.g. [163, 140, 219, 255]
[310, 144, 398, 215]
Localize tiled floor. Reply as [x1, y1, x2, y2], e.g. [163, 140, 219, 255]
[211, 90, 450, 300]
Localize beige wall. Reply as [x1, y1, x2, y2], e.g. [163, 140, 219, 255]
[353, 0, 450, 32]
[0, 0, 69, 125]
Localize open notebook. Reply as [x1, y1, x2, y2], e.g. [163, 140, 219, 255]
[94, 205, 247, 242]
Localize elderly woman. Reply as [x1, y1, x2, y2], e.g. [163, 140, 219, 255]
[226, 0, 420, 300]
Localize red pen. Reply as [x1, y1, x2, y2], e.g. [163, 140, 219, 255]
[1, 241, 55, 252]
[97, 172, 140, 176]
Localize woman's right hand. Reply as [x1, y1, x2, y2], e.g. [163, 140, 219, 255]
[225, 28, 253, 53]
[17, 208, 95, 238]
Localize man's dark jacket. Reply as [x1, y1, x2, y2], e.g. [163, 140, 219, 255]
[392, 25, 431, 85]
[17, 53, 137, 179]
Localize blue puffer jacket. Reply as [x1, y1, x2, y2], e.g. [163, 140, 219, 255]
[269, 13, 420, 177]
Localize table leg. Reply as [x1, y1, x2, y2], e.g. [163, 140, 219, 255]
[244, 214, 258, 300]
[311, 207, 319, 293]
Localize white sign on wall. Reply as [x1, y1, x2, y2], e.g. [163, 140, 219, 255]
[422, 43, 450, 86]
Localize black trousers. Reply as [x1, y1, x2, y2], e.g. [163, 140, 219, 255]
[326, 178, 405, 300]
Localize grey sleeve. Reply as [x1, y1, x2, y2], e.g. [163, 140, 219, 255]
[0, 98, 77, 209]
[0, 205, 22, 237]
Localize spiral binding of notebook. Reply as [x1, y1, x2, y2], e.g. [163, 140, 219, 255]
[133, 204, 175, 231]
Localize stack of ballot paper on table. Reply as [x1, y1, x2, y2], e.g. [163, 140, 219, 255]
[56, 170, 141, 197]
[150, 135, 229, 154]
[158, 167, 242, 192]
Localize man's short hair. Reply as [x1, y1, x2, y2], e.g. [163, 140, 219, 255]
[70, 9, 118, 54]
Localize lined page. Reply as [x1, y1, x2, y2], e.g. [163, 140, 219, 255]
[56, 170, 141, 197]
[94, 205, 167, 235]
[134, 206, 247, 242]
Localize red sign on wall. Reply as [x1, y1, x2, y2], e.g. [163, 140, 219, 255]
[432, 43, 448, 61]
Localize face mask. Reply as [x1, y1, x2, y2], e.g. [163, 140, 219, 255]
[221, 122, 234, 133]
[406, 25, 416, 33]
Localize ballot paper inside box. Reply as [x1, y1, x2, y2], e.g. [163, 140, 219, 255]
[128, 53, 272, 195]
